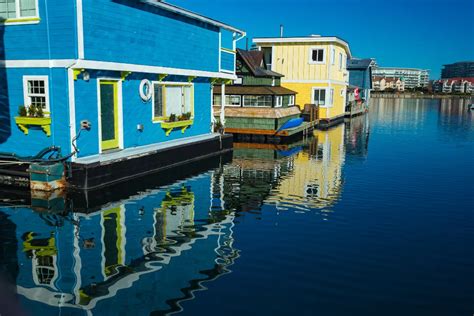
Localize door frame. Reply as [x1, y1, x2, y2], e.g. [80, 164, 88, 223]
[97, 78, 123, 154]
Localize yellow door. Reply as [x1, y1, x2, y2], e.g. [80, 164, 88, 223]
[100, 81, 119, 151]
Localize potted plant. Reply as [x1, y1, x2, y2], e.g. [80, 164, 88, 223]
[15, 104, 51, 136]
[214, 119, 224, 134]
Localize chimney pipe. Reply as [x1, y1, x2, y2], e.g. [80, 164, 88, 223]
[280, 24, 284, 38]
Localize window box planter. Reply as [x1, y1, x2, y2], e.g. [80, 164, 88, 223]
[14, 116, 52, 136]
[160, 120, 193, 136]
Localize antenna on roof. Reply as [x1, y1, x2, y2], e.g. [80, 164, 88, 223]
[246, 38, 249, 50]
[280, 24, 284, 38]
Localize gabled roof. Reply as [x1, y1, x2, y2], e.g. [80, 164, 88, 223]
[237, 49, 283, 78]
[347, 58, 373, 70]
[142, 0, 245, 34]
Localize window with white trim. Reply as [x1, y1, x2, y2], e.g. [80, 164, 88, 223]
[153, 83, 193, 121]
[339, 52, 343, 70]
[243, 95, 272, 107]
[289, 95, 295, 106]
[313, 88, 326, 106]
[331, 48, 335, 65]
[275, 96, 283, 108]
[23, 76, 50, 115]
[0, 0, 38, 20]
[213, 95, 242, 107]
[310, 48, 325, 64]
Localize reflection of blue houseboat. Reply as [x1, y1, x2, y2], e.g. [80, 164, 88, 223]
[0, 0, 244, 189]
[1, 172, 238, 315]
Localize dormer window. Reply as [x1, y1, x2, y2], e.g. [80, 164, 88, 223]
[0, 0, 39, 22]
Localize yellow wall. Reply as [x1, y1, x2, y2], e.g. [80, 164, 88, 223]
[283, 83, 347, 119]
[257, 40, 350, 120]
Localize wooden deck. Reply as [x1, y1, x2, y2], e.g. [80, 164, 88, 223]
[225, 121, 317, 137]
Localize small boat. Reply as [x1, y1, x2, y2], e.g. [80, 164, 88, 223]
[278, 118, 304, 131]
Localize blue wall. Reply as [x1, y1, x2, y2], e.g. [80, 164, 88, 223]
[74, 71, 212, 158]
[221, 51, 235, 73]
[0, 0, 77, 60]
[82, 0, 221, 72]
[0, 68, 71, 157]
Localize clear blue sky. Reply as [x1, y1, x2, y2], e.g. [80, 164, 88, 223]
[172, 0, 474, 79]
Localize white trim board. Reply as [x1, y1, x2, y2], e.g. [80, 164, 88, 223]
[142, 0, 245, 35]
[76, 0, 84, 59]
[0, 59, 76, 68]
[0, 59, 237, 79]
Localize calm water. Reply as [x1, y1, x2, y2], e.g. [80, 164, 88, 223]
[0, 98, 473, 316]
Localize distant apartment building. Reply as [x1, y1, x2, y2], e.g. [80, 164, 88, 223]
[432, 78, 474, 94]
[372, 67, 429, 89]
[373, 76, 405, 92]
[441, 61, 474, 79]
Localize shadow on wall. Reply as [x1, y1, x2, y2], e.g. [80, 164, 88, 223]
[0, 18, 12, 144]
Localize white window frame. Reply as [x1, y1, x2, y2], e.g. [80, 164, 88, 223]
[309, 47, 326, 65]
[243, 95, 273, 107]
[312, 87, 334, 108]
[23, 75, 50, 115]
[152, 81, 194, 123]
[331, 48, 335, 65]
[289, 95, 295, 106]
[275, 96, 283, 108]
[339, 52, 343, 71]
[225, 95, 242, 107]
[0, 0, 40, 23]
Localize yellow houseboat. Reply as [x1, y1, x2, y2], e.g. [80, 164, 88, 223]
[253, 35, 352, 128]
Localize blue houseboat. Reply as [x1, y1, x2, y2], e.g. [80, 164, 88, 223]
[0, 0, 245, 190]
[345, 58, 374, 117]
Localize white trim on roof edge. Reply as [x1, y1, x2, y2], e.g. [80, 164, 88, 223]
[142, 0, 245, 35]
[253, 37, 351, 58]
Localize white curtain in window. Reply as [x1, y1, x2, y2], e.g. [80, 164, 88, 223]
[166, 86, 182, 116]
[183, 86, 192, 114]
[20, 0, 36, 17]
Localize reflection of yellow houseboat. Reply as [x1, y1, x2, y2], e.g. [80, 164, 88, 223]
[267, 124, 346, 211]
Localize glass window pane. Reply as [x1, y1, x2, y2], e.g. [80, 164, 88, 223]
[312, 50, 318, 62]
[318, 50, 324, 62]
[214, 95, 222, 105]
[165, 86, 182, 116]
[183, 86, 192, 114]
[153, 85, 163, 118]
[1, 0, 16, 19]
[20, 0, 36, 17]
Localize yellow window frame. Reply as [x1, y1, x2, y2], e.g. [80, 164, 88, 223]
[152, 82, 194, 123]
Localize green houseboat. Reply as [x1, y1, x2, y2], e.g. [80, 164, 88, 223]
[213, 49, 318, 143]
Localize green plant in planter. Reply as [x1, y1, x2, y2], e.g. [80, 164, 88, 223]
[168, 113, 177, 122]
[27, 105, 37, 117]
[18, 105, 27, 117]
[36, 106, 44, 118]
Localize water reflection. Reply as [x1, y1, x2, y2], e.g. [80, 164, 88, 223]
[1, 173, 238, 315]
[0, 122, 358, 315]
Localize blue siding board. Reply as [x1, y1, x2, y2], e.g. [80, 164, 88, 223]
[220, 51, 235, 72]
[74, 71, 212, 158]
[83, 0, 220, 72]
[1, 0, 77, 60]
[221, 29, 234, 50]
[0, 68, 71, 157]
